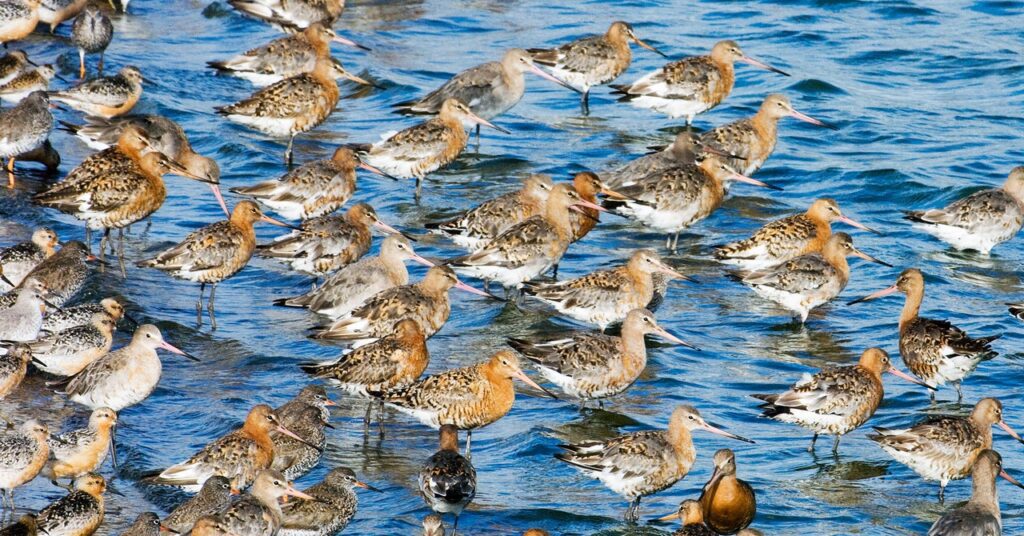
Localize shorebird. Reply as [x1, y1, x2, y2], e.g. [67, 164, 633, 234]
[556, 405, 752, 523]
[37, 0, 86, 32]
[449, 183, 606, 290]
[58, 114, 226, 214]
[869, 398, 1024, 501]
[216, 58, 351, 165]
[927, 450, 1022, 535]
[0, 514, 40, 536]
[694, 449, 756, 534]
[381, 350, 553, 454]
[270, 386, 336, 480]
[604, 154, 781, 251]
[257, 203, 406, 276]
[34, 128, 219, 271]
[734, 232, 889, 323]
[0, 64, 58, 103]
[50, 66, 143, 118]
[137, 200, 296, 328]
[425, 174, 554, 252]
[349, 98, 508, 194]
[189, 516, 236, 536]
[655, 500, 715, 536]
[0, 91, 53, 187]
[301, 318, 428, 435]
[715, 198, 879, 271]
[35, 472, 104, 536]
[278, 467, 381, 536]
[309, 265, 492, 346]
[0, 227, 58, 292]
[28, 312, 115, 376]
[209, 23, 369, 87]
[120, 513, 162, 536]
[0, 0, 40, 47]
[0, 420, 49, 509]
[64, 324, 199, 413]
[527, 21, 665, 114]
[231, 147, 384, 221]
[418, 425, 476, 532]
[700, 94, 837, 176]
[0, 50, 32, 86]
[522, 250, 691, 330]
[148, 405, 317, 492]
[45, 407, 116, 482]
[603, 132, 734, 189]
[18, 241, 91, 307]
[569, 171, 628, 245]
[274, 235, 433, 317]
[70, 6, 112, 78]
[162, 476, 233, 534]
[753, 348, 932, 453]
[394, 48, 572, 131]
[212, 470, 315, 536]
[904, 167, 1024, 254]
[421, 514, 443, 536]
[41, 297, 126, 333]
[228, 0, 358, 38]
[0, 344, 32, 399]
[848, 268, 999, 402]
[0, 278, 52, 342]
[612, 40, 789, 123]
[13, 138, 59, 173]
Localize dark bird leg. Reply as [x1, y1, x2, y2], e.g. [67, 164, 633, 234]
[453, 513, 460, 536]
[954, 381, 963, 403]
[99, 228, 111, 267]
[362, 401, 372, 437]
[85, 227, 92, 254]
[109, 424, 119, 470]
[98, 51, 104, 75]
[207, 283, 218, 330]
[377, 399, 385, 440]
[832, 435, 841, 454]
[284, 135, 296, 166]
[807, 433, 818, 452]
[624, 496, 641, 523]
[117, 228, 126, 278]
[465, 430, 472, 460]
[581, 90, 590, 115]
[196, 283, 206, 327]
[938, 483, 945, 503]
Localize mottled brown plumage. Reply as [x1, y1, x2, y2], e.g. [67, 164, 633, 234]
[50, 67, 142, 118]
[418, 425, 476, 531]
[36, 473, 104, 536]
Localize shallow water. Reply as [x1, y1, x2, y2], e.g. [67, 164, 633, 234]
[2, 0, 1024, 534]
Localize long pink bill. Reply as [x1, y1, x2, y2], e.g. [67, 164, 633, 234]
[886, 366, 936, 391]
[465, 110, 510, 135]
[654, 511, 680, 522]
[358, 161, 391, 178]
[999, 420, 1024, 445]
[355, 480, 383, 492]
[701, 420, 755, 444]
[372, 219, 417, 242]
[851, 248, 892, 267]
[260, 214, 302, 230]
[1000, 469, 1024, 490]
[527, 63, 579, 93]
[332, 34, 372, 52]
[276, 424, 323, 452]
[454, 280, 503, 301]
[837, 215, 881, 235]
[209, 184, 230, 218]
[739, 56, 790, 76]
[512, 368, 560, 399]
[790, 108, 839, 131]
[728, 170, 783, 191]
[408, 252, 435, 268]
[654, 260, 696, 283]
[283, 485, 318, 501]
[633, 37, 667, 58]
[652, 324, 700, 351]
[847, 284, 899, 305]
[159, 340, 201, 362]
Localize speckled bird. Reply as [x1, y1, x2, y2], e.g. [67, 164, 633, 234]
[45, 407, 116, 482]
[0, 50, 32, 86]
[270, 386, 336, 480]
[612, 40, 789, 123]
[18, 241, 91, 307]
[0, 64, 57, 103]
[0, 227, 58, 292]
[278, 467, 380, 536]
[162, 476, 233, 534]
[869, 397, 1024, 501]
[28, 312, 115, 377]
[0, 420, 49, 509]
[753, 348, 931, 453]
[35, 472, 104, 536]
[904, 167, 1024, 254]
[556, 405, 752, 523]
[50, 66, 143, 118]
[211, 470, 315, 536]
[0, 344, 32, 400]
[228, 0, 350, 34]
[1, 91, 53, 186]
[41, 297, 126, 333]
[274, 235, 433, 318]
[0, 0, 40, 48]
[715, 198, 878, 271]
[418, 425, 476, 532]
[70, 6, 112, 79]
[120, 513, 162, 536]
[37, 0, 86, 32]
[602, 132, 714, 189]
[848, 268, 999, 402]
[527, 21, 665, 114]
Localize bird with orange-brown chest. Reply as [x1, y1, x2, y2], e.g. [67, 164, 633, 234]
[50, 67, 143, 119]
[657, 500, 716, 536]
[35, 472, 105, 536]
[0, 0, 41, 48]
[309, 265, 493, 347]
[848, 268, 1000, 402]
[217, 58, 344, 165]
[613, 40, 789, 124]
[0, 344, 32, 400]
[715, 198, 879, 271]
[257, 203, 407, 276]
[231, 147, 385, 221]
[696, 449, 756, 534]
[46, 408, 117, 483]
[527, 21, 665, 114]
[137, 200, 297, 329]
[426, 174, 554, 252]
[380, 350, 554, 455]
[145, 404, 318, 493]
[556, 405, 752, 523]
[753, 348, 933, 454]
[569, 171, 630, 243]
[869, 397, 1024, 502]
[700, 94, 837, 176]
[349, 98, 508, 195]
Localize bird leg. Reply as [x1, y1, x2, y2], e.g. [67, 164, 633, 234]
[98, 228, 111, 269]
[954, 381, 963, 403]
[415, 176, 423, 202]
[624, 496, 641, 523]
[930, 388, 937, 405]
[362, 401, 372, 437]
[78, 49, 86, 79]
[551, 263, 559, 278]
[117, 228, 126, 278]
[85, 227, 93, 254]
[832, 435, 841, 454]
[807, 433, 818, 452]
[671, 232, 680, 252]
[284, 135, 295, 167]
[465, 430, 472, 460]
[207, 284, 217, 331]
[377, 399, 385, 440]
[98, 52, 105, 75]
[453, 513, 460, 536]
[196, 283, 206, 327]
[109, 424, 119, 470]
[938, 483, 945, 503]
[5, 158, 14, 188]
[581, 90, 590, 116]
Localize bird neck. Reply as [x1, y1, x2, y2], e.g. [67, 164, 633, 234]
[898, 286, 923, 332]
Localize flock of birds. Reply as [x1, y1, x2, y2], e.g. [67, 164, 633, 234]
[0, 0, 1022, 535]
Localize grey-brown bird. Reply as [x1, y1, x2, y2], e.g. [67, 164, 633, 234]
[119, 513, 162, 536]
[278, 467, 381, 536]
[161, 476, 233, 534]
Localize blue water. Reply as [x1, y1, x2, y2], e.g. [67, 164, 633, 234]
[3, 0, 1024, 534]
